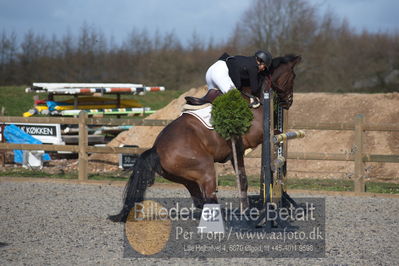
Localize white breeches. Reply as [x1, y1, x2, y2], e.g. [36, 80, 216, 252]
[205, 60, 236, 94]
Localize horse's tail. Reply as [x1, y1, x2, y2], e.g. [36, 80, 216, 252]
[108, 147, 161, 223]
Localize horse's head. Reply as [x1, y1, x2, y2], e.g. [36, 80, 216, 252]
[268, 54, 302, 109]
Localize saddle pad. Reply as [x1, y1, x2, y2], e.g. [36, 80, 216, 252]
[182, 105, 214, 129]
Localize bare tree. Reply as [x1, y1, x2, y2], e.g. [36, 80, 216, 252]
[0, 30, 17, 83]
[238, 0, 317, 54]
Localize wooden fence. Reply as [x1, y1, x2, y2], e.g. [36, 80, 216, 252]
[274, 114, 398, 192]
[1, 113, 398, 193]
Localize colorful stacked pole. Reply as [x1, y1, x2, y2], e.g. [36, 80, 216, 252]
[26, 83, 165, 94]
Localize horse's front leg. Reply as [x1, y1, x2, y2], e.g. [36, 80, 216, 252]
[231, 138, 249, 211]
[200, 169, 218, 205]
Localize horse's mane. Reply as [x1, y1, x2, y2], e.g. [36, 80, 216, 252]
[270, 54, 299, 70]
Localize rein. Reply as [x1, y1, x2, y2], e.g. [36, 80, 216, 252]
[240, 90, 257, 99]
[240, 73, 273, 106]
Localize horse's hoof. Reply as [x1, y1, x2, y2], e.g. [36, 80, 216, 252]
[107, 214, 123, 223]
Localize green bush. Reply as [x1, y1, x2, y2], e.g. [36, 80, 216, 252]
[211, 89, 253, 140]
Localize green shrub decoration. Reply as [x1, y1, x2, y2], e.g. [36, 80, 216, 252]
[211, 89, 254, 140]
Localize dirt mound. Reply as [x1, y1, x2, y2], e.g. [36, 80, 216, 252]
[88, 88, 399, 182]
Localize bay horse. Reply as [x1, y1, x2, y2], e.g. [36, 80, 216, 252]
[109, 54, 302, 222]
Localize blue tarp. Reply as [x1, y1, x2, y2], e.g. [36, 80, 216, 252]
[4, 124, 51, 164]
[46, 101, 71, 111]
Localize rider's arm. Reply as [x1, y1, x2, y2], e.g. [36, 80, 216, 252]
[248, 65, 259, 95]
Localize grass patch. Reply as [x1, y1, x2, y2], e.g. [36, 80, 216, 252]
[286, 178, 354, 192]
[287, 178, 399, 194]
[366, 182, 399, 194]
[215, 175, 398, 194]
[217, 174, 259, 187]
[87, 172, 130, 181]
[0, 86, 186, 116]
[125, 90, 185, 110]
[217, 175, 354, 192]
[1, 169, 398, 194]
[0, 168, 129, 181]
[0, 86, 36, 116]
[0, 168, 76, 179]
[154, 176, 174, 184]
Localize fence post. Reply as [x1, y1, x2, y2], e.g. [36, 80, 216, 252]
[0, 123, 5, 167]
[354, 114, 365, 193]
[78, 111, 88, 180]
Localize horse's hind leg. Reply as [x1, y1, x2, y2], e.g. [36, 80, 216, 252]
[159, 151, 218, 205]
[178, 163, 218, 205]
[162, 172, 205, 208]
[183, 181, 205, 209]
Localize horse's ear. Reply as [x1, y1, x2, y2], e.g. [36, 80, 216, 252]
[292, 55, 302, 66]
[271, 57, 280, 69]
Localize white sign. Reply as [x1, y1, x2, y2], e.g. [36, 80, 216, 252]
[6, 123, 64, 145]
[197, 204, 225, 234]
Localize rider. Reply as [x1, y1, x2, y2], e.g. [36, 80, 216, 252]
[185, 50, 273, 107]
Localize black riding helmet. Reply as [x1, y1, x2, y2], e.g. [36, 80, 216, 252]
[255, 50, 272, 69]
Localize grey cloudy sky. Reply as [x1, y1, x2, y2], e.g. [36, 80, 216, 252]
[0, 0, 398, 45]
[310, 0, 399, 33]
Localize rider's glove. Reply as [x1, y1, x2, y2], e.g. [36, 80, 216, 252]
[249, 96, 261, 108]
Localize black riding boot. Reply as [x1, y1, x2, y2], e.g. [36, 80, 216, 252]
[185, 89, 223, 105]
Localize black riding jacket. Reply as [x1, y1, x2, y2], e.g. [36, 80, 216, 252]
[219, 53, 264, 95]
